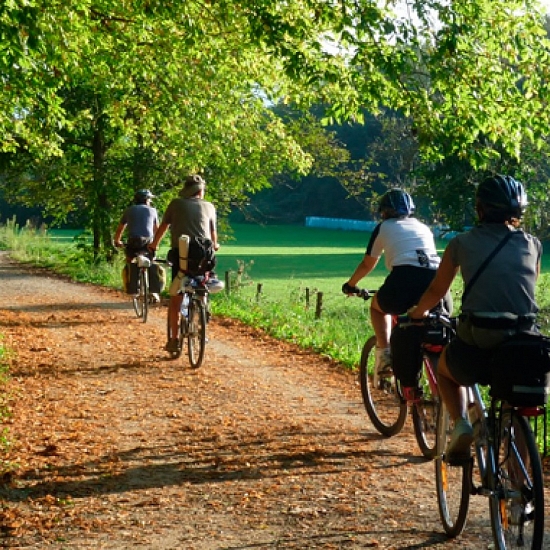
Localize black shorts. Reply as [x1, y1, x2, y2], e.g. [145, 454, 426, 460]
[168, 248, 180, 281]
[444, 337, 493, 387]
[376, 265, 442, 315]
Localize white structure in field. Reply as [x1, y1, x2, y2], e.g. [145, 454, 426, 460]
[305, 216, 378, 232]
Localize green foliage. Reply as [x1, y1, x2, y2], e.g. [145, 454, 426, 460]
[2, 1, 550, 252]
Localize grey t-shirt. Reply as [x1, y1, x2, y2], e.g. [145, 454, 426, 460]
[448, 224, 541, 316]
[162, 197, 217, 248]
[120, 204, 159, 239]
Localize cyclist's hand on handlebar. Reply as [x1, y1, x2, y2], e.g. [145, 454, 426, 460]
[114, 240, 124, 248]
[342, 282, 360, 295]
[407, 305, 428, 321]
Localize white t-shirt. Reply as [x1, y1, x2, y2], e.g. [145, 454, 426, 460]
[366, 217, 441, 271]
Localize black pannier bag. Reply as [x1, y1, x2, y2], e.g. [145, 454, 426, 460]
[186, 236, 216, 275]
[490, 331, 550, 407]
[390, 323, 424, 387]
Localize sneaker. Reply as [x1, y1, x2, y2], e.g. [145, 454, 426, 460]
[446, 417, 474, 461]
[151, 293, 161, 303]
[165, 338, 180, 353]
[374, 347, 393, 377]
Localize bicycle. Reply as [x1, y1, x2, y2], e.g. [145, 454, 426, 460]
[166, 270, 211, 369]
[355, 289, 452, 459]
[434, 318, 545, 548]
[130, 252, 154, 323]
[115, 242, 158, 323]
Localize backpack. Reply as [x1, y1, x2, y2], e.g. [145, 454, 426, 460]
[179, 235, 216, 275]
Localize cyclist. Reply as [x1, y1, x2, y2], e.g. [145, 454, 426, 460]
[342, 188, 451, 381]
[114, 189, 162, 302]
[408, 175, 541, 460]
[148, 174, 220, 354]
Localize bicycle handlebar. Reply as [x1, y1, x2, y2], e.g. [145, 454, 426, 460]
[344, 286, 377, 300]
[398, 311, 455, 331]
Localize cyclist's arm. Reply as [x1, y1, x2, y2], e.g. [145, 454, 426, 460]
[409, 248, 458, 319]
[211, 227, 220, 251]
[209, 207, 220, 251]
[150, 221, 170, 251]
[113, 222, 126, 247]
[346, 254, 379, 288]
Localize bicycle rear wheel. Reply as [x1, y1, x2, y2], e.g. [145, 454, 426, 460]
[435, 401, 470, 537]
[412, 353, 440, 459]
[132, 269, 149, 322]
[489, 411, 544, 549]
[359, 335, 407, 436]
[187, 296, 206, 369]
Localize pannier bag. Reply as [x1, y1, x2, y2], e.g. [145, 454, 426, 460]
[490, 331, 550, 407]
[390, 316, 453, 387]
[390, 323, 424, 387]
[178, 234, 216, 276]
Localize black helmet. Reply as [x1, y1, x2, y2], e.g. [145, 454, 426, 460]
[134, 189, 154, 204]
[378, 188, 415, 217]
[476, 175, 527, 220]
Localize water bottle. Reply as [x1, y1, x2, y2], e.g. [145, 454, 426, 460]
[181, 293, 189, 318]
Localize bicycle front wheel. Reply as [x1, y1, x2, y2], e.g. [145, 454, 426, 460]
[187, 297, 206, 369]
[412, 353, 440, 459]
[435, 401, 470, 537]
[489, 411, 544, 549]
[359, 336, 407, 436]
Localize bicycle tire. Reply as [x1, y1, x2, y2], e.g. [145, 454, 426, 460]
[166, 298, 184, 359]
[435, 401, 470, 537]
[359, 335, 407, 436]
[187, 296, 206, 369]
[141, 269, 149, 323]
[489, 411, 544, 549]
[132, 269, 147, 320]
[412, 353, 440, 459]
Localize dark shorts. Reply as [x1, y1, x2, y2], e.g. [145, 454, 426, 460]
[377, 266, 451, 315]
[168, 248, 180, 281]
[444, 337, 493, 387]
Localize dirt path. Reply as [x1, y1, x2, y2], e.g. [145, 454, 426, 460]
[0, 251, 548, 549]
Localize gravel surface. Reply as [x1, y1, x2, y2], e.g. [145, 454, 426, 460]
[0, 251, 548, 549]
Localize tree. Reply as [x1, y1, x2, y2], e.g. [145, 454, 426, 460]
[2, 0, 550, 252]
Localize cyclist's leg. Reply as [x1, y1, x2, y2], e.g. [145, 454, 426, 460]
[370, 294, 392, 349]
[437, 353, 473, 459]
[168, 294, 183, 340]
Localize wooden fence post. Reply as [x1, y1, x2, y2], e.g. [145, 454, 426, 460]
[315, 291, 323, 319]
[305, 287, 310, 310]
[225, 271, 231, 295]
